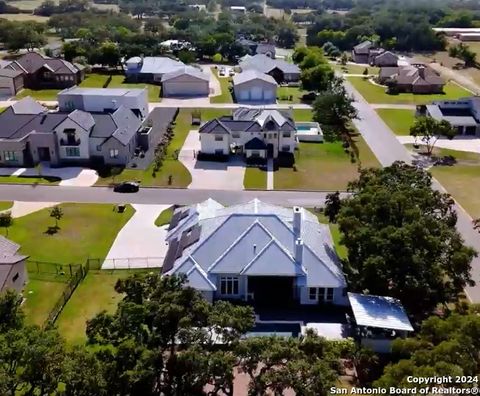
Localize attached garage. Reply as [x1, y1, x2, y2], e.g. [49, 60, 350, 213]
[162, 67, 210, 98]
[233, 70, 277, 104]
[0, 69, 24, 97]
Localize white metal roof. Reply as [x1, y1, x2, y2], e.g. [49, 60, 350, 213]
[348, 292, 414, 332]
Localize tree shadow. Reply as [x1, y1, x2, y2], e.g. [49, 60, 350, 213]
[44, 225, 60, 235]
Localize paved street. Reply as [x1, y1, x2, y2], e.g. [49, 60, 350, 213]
[345, 78, 480, 303]
[0, 184, 343, 207]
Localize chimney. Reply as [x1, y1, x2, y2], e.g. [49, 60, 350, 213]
[295, 238, 303, 264]
[293, 206, 302, 237]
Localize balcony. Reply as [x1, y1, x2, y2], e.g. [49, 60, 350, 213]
[59, 137, 81, 146]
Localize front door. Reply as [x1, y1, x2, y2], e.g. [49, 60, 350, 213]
[248, 276, 295, 307]
[267, 144, 274, 158]
[38, 147, 51, 161]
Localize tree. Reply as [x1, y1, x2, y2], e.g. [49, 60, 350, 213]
[375, 313, 480, 387]
[6, 22, 46, 52]
[312, 77, 358, 132]
[448, 43, 477, 67]
[300, 64, 335, 92]
[178, 49, 196, 64]
[409, 117, 457, 156]
[97, 41, 121, 68]
[0, 290, 24, 332]
[276, 25, 299, 49]
[49, 205, 63, 229]
[324, 191, 341, 223]
[0, 211, 12, 236]
[340, 52, 348, 65]
[336, 162, 476, 318]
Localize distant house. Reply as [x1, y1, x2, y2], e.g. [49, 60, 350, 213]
[161, 66, 210, 97]
[0, 235, 28, 294]
[198, 107, 297, 159]
[238, 54, 300, 83]
[233, 70, 277, 104]
[0, 68, 24, 96]
[230, 5, 246, 14]
[125, 56, 185, 83]
[4, 52, 84, 90]
[237, 38, 276, 58]
[418, 96, 480, 136]
[163, 199, 348, 306]
[189, 3, 206, 11]
[351, 41, 398, 66]
[378, 64, 444, 94]
[0, 94, 144, 167]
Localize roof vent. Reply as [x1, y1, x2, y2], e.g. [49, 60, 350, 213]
[253, 244, 257, 254]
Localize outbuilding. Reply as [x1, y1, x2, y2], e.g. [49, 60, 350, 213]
[0, 68, 24, 96]
[161, 67, 210, 97]
[233, 70, 277, 104]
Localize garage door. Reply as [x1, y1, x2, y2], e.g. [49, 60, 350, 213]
[264, 89, 274, 100]
[250, 86, 263, 101]
[0, 87, 12, 96]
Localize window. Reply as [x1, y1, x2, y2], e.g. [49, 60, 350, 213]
[250, 150, 260, 157]
[326, 288, 334, 302]
[281, 145, 290, 152]
[12, 273, 19, 282]
[214, 149, 224, 155]
[318, 287, 326, 302]
[232, 133, 240, 138]
[66, 147, 80, 157]
[309, 287, 317, 300]
[310, 287, 334, 302]
[282, 132, 291, 138]
[110, 149, 119, 158]
[96, 145, 102, 152]
[3, 151, 16, 161]
[263, 133, 267, 138]
[273, 133, 277, 138]
[220, 277, 239, 295]
[215, 135, 223, 141]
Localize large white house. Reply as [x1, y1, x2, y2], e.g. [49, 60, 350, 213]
[198, 108, 297, 159]
[163, 199, 348, 306]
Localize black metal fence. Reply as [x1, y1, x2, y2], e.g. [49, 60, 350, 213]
[27, 260, 81, 282]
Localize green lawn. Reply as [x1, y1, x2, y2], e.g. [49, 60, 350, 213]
[332, 63, 379, 75]
[0, 201, 13, 211]
[406, 144, 480, 162]
[277, 86, 306, 104]
[274, 135, 379, 191]
[244, 166, 268, 189]
[155, 206, 174, 227]
[79, 73, 110, 88]
[347, 77, 471, 104]
[431, 165, 480, 218]
[376, 108, 416, 135]
[0, 175, 60, 185]
[16, 88, 61, 101]
[23, 279, 67, 327]
[96, 108, 230, 187]
[56, 270, 141, 344]
[7, 203, 135, 264]
[292, 109, 313, 122]
[109, 75, 161, 102]
[210, 68, 233, 103]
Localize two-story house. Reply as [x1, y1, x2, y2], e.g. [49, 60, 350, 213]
[198, 108, 297, 159]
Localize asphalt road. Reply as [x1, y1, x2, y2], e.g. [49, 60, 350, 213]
[344, 78, 480, 303]
[0, 185, 344, 207]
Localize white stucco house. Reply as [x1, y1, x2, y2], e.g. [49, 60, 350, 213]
[163, 199, 348, 306]
[198, 107, 297, 159]
[233, 70, 277, 104]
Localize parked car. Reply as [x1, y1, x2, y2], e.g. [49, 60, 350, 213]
[229, 70, 235, 76]
[219, 70, 226, 76]
[113, 181, 140, 193]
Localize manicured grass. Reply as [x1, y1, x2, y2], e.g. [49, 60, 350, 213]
[0, 175, 60, 185]
[0, 13, 49, 22]
[155, 206, 174, 227]
[274, 135, 379, 191]
[210, 68, 233, 103]
[244, 166, 267, 189]
[7, 203, 135, 264]
[0, 201, 13, 211]
[277, 86, 306, 103]
[79, 73, 110, 88]
[56, 270, 143, 344]
[95, 109, 231, 187]
[109, 75, 161, 102]
[347, 77, 471, 104]
[292, 109, 313, 122]
[431, 165, 480, 218]
[376, 108, 416, 135]
[406, 144, 480, 163]
[23, 279, 67, 326]
[16, 88, 61, 101]
[332, 63, 379, 75]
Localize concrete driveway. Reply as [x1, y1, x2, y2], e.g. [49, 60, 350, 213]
[199, 64, 221, 96]
[102, 204, 172, 269]
[397, 135, 480, 154]
[179, 130, 246, 190]
[0, 164, 98, 187]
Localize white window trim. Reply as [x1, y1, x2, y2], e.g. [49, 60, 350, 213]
[220, 276, 239, 296]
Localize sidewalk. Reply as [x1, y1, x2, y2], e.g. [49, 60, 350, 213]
[267, 159, 274, 190]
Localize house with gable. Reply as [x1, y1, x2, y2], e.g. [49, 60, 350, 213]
[351, 40, 398, 66]
[238, 54, 300, 83]
[163, 199, 348, 306]
[198, 107, 297, 159]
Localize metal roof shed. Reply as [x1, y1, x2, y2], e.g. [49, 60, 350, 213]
[348, 292, 414, 332]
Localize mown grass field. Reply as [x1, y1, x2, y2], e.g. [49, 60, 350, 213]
[376, 108, 416, 135]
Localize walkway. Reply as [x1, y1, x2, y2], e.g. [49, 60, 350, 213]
[199, 64, 221, 97]
[344, 78, 480, 303]
[397, 135, 480, 154]
[4, 201, 59, 218]
[179, 130, 246, 190]
[102, 204, 171, 269]
[267, 158, 274, 190]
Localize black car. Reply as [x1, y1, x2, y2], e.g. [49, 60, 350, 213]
[113, 181, 140, 193]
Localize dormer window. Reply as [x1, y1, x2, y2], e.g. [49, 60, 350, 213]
[265, 120, 276, 131]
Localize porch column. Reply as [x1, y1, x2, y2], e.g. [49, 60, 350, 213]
[244, 276, 249, 301]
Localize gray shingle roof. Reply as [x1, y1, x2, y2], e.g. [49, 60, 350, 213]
[0, 68, 22, 78]
[161, 66, 209, 82]
[166, 199, 346, 289]
[12, 97, 46, 115]
[239, 54, 300, 75]
[126, 56, 185, 75]
[9, 52, 80, 75]
[68, 110, 95, 130]
[111, 106, 142, 146]
[233, 69, 277, 86]
[0, 235, 27, 265]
